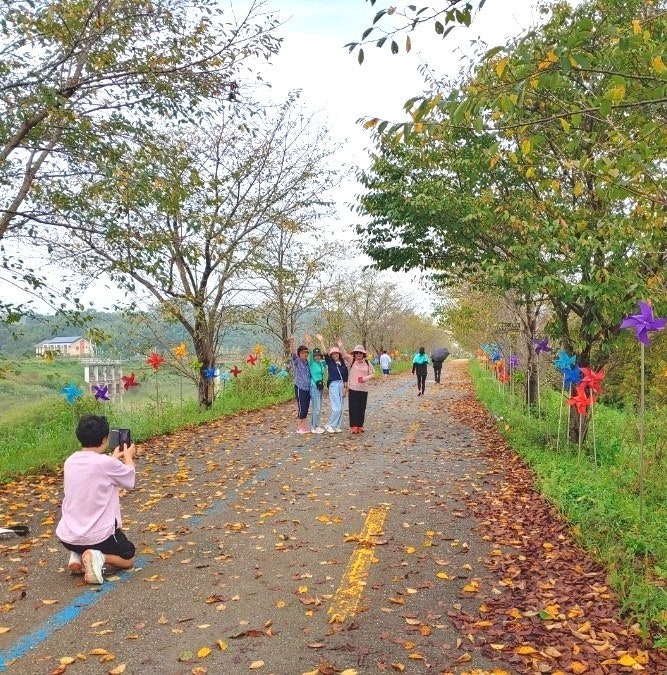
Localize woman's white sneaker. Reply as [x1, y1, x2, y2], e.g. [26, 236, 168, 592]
[68, 552, 83, 575]
[82, 549, 105, 584]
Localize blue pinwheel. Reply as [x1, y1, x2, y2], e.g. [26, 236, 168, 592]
[553, 351, 577, 372]
[219, 371, 232, 383]
[278, 369, 289, 378]
[203, 367, 217, 380]
[61, 383, 83, 404]
[268, 364, 280, 376]
[562, 365, 582, 388]
[490, 351, 502, 362]
[92, 384, 110, 401]
[620, 301, 666, 345]
[533, 337, 551, 354]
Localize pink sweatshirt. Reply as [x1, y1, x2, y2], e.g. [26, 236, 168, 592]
[56, 450, 135, 546]
[344, 356, 374, 392]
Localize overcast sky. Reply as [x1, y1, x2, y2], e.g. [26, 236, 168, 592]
[8, 0, 562, 314]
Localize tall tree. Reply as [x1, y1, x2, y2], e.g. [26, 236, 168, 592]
[0, 0, 280, 315]
[58, 104, 335, 407]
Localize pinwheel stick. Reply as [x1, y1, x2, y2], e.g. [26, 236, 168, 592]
[639, 342, 646, 529]
[556, 374, 566, 452]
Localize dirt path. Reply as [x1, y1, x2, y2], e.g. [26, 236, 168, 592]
[0, 360, 663, 675]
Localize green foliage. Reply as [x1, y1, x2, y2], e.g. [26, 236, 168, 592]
[470, 361, 667, 637]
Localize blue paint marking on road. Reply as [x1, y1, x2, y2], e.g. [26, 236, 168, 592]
[0, 468, 274, 670]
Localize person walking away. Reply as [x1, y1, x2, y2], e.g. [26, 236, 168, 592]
[379, 349, 392, 381]
[431, 346, 450, 384]
[316, 334, 348, 433]
[412, 347, 429, 396]
[308, 345, 327, 433]
[56, 414, 137, 585]
[340, 342, 374, 433]
[288, 336, 312, 434]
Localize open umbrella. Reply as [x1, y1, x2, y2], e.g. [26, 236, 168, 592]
[431, 347, 450, 362]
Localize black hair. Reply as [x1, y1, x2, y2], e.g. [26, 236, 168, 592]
[419, 347, 425, 354]
[76, 414, 110, 448]
[297, 345, 309, 356]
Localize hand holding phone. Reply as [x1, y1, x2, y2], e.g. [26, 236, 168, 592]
[109, 427, 132, 452]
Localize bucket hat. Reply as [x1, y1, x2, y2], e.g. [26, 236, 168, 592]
[351, 344, 367, 355]
[329, 346, 341, 356]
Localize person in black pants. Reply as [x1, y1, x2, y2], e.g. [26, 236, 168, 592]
[430, 347, 450, 384]
[411, 347, 429, 396]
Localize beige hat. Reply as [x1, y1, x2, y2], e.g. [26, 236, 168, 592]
[351, 344, 367, 355]
[329, 346, 341, 355]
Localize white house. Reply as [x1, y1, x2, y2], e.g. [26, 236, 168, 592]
[35, 336, 92, 358]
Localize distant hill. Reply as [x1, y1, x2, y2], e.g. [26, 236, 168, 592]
[0, 311, 277, 359]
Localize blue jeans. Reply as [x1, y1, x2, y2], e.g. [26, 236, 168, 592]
[310, 382, 323, 428]
[327, 380, 344, 429]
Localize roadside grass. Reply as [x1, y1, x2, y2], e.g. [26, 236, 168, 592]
[470, 361, 667, 643]
[0, 367, 293, 482]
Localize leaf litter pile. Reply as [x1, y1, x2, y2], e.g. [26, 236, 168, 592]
[446, 367, 667, 674]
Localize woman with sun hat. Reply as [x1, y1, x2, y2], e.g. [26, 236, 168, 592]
[338, 341, 374, 433]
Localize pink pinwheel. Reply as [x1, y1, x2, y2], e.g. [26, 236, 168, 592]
[567, 383, 594, 415]
[92, 384, 110, 401]
[246, 354, 258, 365]
[230, 365, 242, 377]
[121, 372, 140, 391]
[146, 352, 164, 370]
[620, 301, 666, 345]
[579, 367, 605, 394]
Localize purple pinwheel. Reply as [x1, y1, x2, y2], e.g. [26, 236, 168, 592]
[92, 384, 110, 401]
[533, 337, 551, 354]
[61, 383, 83, 404]
[203, 367, 217, 380]
[620, 301, 666, 345]
[562, 365, 582, 389]
[554, 351, 577, 372]
[509, 355, 519, 370]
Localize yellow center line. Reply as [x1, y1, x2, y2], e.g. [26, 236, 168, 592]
[327, 505, 389, 623]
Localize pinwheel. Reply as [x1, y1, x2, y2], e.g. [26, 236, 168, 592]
[172, 343, 188, 359]
[253, 344, 265, 357]
[509, 355, 519, 370]
[220, 371, 232, 382]
[579, 367, 605, 395]
[620, 301, 666, 346]
[278, 369, 289, 378]
[557, 364, 582, 452]
[562, 365, 582, 389]
[203, 367, 217, 380]
[61, 383, 83, 404]
[246, 354, 258, 366]
[553, 351, 576, 372]
[121, 372, 140, 391]
[567, 383, 594, 416]
[497, 369, 510, 384]
[92, 384, 110, 401]
[146, 352, 164, 370]
[533, 337, 551, 354]
[268, 364, 280, 376]
[620, 300, 666, 527]
[230, 365, 242, 377]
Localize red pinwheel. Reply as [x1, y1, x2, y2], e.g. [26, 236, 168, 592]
[498, 369, 510, 383]
[121, 372, 140, 391]
[567, 382, 595, 415]
[579, 367, 605, 394]
[230, 365, 242, 377]
[246, 354, 258, 365]
[146, 352, 164, 370]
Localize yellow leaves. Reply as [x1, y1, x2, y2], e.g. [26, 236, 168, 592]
[462, 579, 480, 593]
[197, 647, 211, 658]
[89, 648, 110, 656]
[108, 665, 126, 675]
[404, 546, 416, 554]
[520, 139, 532, 156]
[632, 19, 641, 35]
[570, 662, 589, 673]
[60, 656, 77, 665]
[514, 645, 538, 655]
[0, 627, 10, 634]
[316, 515, 342, 524]
[436, 571, 455, 580]
[216, 640, 228, 651]
[651, 55, 666, 74]
[297, 585, 308, 594]
[604, 84, 626, 101]
[495, 57, 509, 78]
[363, 118, 380, 130]
[573, 182, 584, 198]
[391, 664, 405, 672]
[41, 598, 58, 605]
[276, 600, 286, 608]
[249, 661, 265, 669]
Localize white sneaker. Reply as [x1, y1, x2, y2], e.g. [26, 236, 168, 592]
[82, 549, 105, 584]
[68, 552, 83, 575]
[311, 427, 325, 434]
[324, 425, 334, 433]
[333, 427, 342, 433]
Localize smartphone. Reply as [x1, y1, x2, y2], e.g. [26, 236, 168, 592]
[109, 427, 132, 450]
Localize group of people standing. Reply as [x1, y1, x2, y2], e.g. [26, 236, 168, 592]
[289, 335, 374, 435]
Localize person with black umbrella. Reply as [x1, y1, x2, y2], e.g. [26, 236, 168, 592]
[431, 346, 450, 384]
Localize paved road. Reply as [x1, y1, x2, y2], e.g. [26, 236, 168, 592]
[0, 362, 527, 674]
